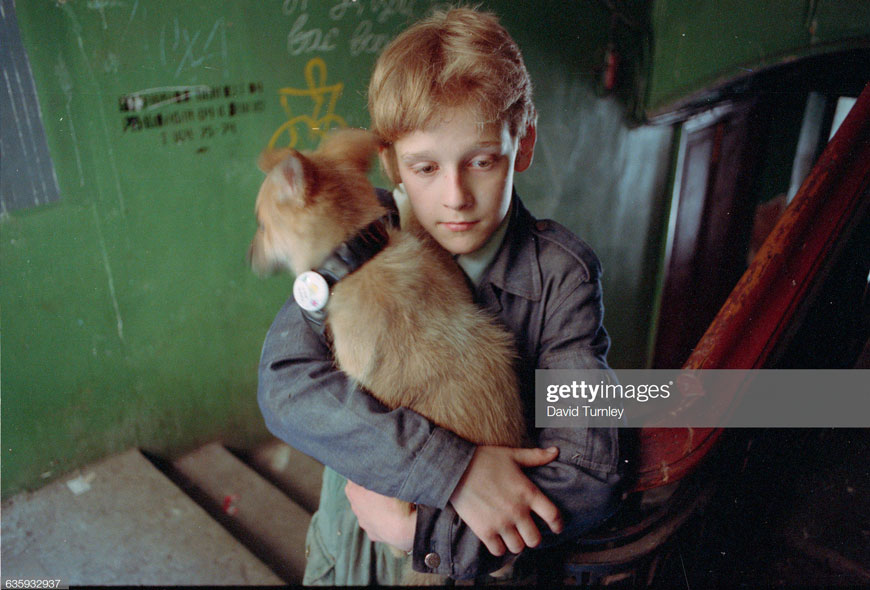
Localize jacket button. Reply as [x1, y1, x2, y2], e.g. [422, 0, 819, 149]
[424, 552, 441, 569]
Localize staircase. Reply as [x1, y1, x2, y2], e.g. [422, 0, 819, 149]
[0, 441, 324, 586]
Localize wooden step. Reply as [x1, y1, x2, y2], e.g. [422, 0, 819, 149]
[0, 449, 283, 586]
[170, 442, 312, 584]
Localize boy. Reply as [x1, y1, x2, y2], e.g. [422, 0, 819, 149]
[258, 7, 621, 584]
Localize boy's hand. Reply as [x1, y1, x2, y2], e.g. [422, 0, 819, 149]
[345, 480, 416, 553]
[449, 446, 563, 556]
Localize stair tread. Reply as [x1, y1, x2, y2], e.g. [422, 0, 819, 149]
[172, 442, 313, 584]
[243, 440, 324, 513]
[0, 448, 283, 586]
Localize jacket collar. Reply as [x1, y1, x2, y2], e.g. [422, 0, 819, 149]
[479, 191, 542, 302]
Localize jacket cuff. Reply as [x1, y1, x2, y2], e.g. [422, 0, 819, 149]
[412, 504, 512, 580]
[412, 504, 456, 577]
[398, 427, 475, 508]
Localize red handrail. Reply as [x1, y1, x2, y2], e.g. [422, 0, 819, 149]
[633, 83, 870, 490]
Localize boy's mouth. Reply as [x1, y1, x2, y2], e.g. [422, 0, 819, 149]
[441, 221, 479, 232]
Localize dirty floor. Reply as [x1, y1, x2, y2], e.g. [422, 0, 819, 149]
[2, 429, 868, 587]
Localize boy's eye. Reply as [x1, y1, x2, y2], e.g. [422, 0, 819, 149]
[413, 163, 437, 175]
[470, 157, 495, 169]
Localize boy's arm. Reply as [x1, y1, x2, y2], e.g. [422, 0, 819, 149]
[410, 276, 623, 579]
[411, 430, 621, 580]
[261, 293, 565, 553]
[414, 449, 621, 580]
[257, 295, 475, 509]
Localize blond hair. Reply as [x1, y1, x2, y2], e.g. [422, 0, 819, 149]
[368, 7, 536, 146]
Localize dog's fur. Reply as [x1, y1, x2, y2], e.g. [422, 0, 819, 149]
[249, 129, 525, 583]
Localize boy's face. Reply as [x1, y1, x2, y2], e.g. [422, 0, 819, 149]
[386, 108, 535, 255]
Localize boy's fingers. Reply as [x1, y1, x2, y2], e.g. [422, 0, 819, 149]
[516, 517, 543, 549]
[480, 533, 507, 557]
[506, 446, 564, 534]
[450, 445, 566, 557]
[501, 526, 525, 554]
[531, 492, 564, 534]
[510, 446, 559, 467]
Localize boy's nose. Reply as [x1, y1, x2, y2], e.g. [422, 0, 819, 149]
[442, 170, 473, 210]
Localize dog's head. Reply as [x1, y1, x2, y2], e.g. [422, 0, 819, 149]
[248, 129, 381, 276]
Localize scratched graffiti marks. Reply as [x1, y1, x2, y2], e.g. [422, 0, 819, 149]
[81, 0, 229, 82]
[160, 17, 229, 81]
[82, 1, 429, 153]
[283, 0, 417, 57]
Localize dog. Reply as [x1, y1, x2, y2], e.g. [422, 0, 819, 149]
[249, 129, 525, 583]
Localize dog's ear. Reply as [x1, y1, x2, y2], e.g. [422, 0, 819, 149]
[317, 128, 379, 173]
[267, 150, 318, 205]
[258, 147, 294, 174]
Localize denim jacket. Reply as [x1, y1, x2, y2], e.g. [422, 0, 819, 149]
[257, 191, 621, 580]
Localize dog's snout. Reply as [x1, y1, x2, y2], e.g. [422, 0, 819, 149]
[248, 235, 280, 277]
[248, 237, 265, 273]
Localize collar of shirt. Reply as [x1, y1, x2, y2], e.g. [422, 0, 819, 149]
[479, 193, 544, 302]
[391, 184, 512, 287]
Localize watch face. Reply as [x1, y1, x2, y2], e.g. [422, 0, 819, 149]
[293, 271, 330, 312]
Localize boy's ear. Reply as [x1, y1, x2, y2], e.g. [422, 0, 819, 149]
[514, 124, 536, 173]
[378, 145, 401, 185]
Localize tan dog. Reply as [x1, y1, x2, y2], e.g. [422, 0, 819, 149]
[249, 129, 525, 582]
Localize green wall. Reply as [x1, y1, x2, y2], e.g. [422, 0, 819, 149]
[648, 0, 870, 114]
[2, 0, 670, 498]
[2, 0, 433, 497]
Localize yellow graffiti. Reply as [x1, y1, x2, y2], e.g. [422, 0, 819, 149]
[268, 57, 348, 149]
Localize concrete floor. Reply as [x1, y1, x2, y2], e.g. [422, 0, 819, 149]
[1, 442, 323, 586]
